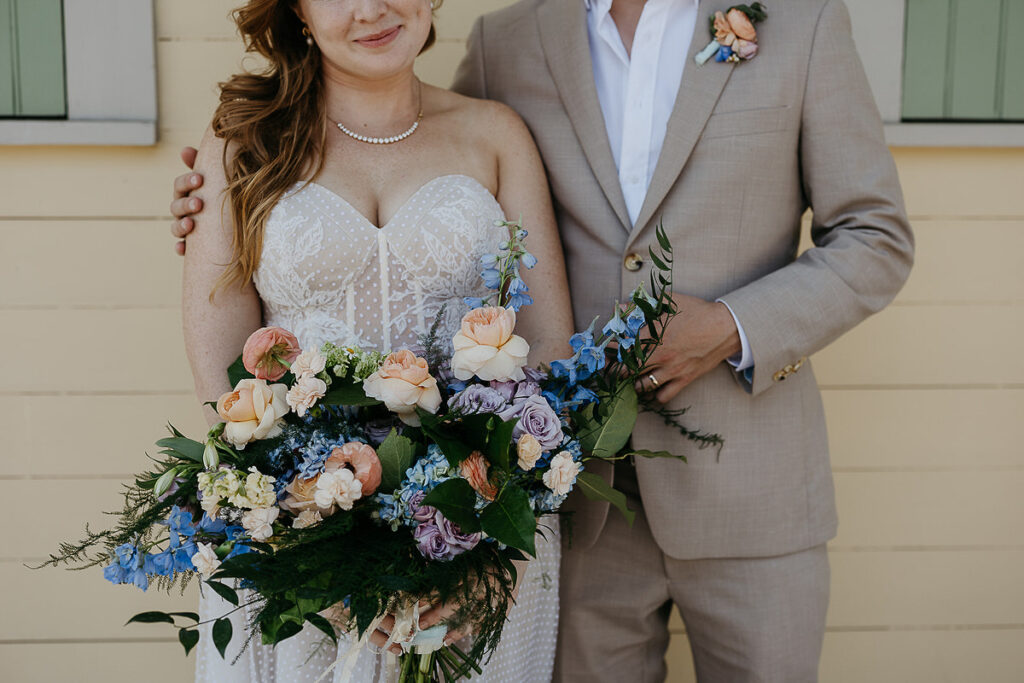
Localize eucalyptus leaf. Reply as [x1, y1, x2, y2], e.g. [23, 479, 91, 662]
[377, 429, 416, 492]
[206, 580, 239, 606]
[212, 618, 233, 658]
[422, 479, 482, 533]
[126, 611, 175, 626]
[576, 471, 636, 526]
[480, 487, 536, 556]
[578, 385, 638, 459]
[179, 628, 200, 656]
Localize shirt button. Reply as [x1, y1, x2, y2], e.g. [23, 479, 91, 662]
[624, 253, 644, 271]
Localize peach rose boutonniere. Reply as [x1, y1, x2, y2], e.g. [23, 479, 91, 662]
[695, 3, 767, 66]
[362, 350, 442, 427]
[216, 378, 290, 449]
[451, 306, 530, 383]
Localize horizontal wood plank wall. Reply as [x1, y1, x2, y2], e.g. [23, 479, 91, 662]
[1, 1, 1021, 681]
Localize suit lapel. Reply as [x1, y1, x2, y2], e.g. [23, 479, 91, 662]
[628, 3, 735, 242]
[536, 0, 632, 233]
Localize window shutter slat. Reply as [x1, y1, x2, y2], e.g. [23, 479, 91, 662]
[12, 0, 64, 117]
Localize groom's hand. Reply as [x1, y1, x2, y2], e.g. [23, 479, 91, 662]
[638, 294, 742, 403]
[170, 146, 203, 255]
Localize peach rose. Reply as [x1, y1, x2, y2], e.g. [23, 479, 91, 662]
[713, 10, 736, 46]
[280, 473, 326, 515]
[362, 350, 442, 426]
[450, 306, 530, 382]
[242, 327, 301, 381]
[726, 8, 757, 42]
[216, 378, 289, 449]
[460, 451, 498, 501]
[517, 433, 543, 471]
[325, 442, 382, 497]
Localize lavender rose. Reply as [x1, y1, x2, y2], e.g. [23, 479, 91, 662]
[503, 395, 564, 450]
[414, 520, 451, 561]
[408, 491, 436, 524]
[490, 377, 542, 403]
[435, 511, 481, 554]
[448, 385, 508, 415]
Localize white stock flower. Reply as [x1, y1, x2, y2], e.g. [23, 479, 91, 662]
[313, 468, 364, 511]
[292, 509, 323, 529]
[286, 375, 327, 417]
[291, 349, 327, 378]
[542, 451, 581, 496]
[241, 506, 280, 542]
[191, 543, 221, 579]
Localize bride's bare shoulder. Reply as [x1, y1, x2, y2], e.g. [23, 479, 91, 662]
[429, 86, 534, 149]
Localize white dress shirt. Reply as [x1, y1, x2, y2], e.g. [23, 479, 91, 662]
[585, 0, 753, 373]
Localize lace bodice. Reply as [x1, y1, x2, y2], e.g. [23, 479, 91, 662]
[253, 174, 505, 353]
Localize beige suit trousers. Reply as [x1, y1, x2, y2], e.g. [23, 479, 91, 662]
[554, 463, 829, 683]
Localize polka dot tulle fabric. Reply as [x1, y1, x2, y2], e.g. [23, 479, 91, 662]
[195, 175, 560, 682]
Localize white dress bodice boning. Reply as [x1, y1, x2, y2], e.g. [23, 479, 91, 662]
[195, 174, 560, 683]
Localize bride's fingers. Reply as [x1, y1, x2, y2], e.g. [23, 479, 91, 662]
[443, 628, 469, 646]
[418, 602, 455, 630]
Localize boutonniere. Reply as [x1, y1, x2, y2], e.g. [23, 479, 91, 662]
[695, 3, 767, 65]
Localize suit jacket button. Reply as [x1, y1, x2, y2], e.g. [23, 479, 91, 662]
[773, 369, 786, 382]
[624, 253, 644, 271]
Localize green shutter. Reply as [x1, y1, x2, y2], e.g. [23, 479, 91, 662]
[0, 0, 65, 118]
[902, 0, 1023, 122]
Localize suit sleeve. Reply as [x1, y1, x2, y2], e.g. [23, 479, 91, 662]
[450, 16, 488, 99]
[717, 0, 914, 397]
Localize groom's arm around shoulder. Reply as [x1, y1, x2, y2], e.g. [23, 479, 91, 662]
[718, 0, 915, 396]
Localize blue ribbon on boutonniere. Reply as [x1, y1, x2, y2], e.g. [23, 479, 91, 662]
[695, 2, 767, 65]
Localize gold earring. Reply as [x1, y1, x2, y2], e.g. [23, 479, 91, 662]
[302, 26, 313, 46]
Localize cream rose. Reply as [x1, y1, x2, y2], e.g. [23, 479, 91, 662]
[292, 509, 323, 529]
[216, 378, 289, 449]
[314, 468, 364, 511]
[361, 350, 442, 427]
[291, 349, 327, 378]
[542, 451, 581, 496]
[190, 543, 221, 579]
[451, 306, 530, 382]
[241, 506, 279, 542]
[517, 433, 543, 471]
[280, 473, 326, 515]
[286, 375, 327, 417]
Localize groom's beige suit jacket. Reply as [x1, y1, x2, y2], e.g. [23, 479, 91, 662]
[452, 0, 914, 559]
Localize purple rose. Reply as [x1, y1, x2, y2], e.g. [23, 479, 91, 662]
[448, 384, 508, 415]
[434, 511, 481, 554]
[491, 378, 542, 403]
[408, 491, 436, 524]
[523, 366, 547, 383]
[503, 395, 564, 450]
[734, 40, 758, 60]
[414, 519, 451, 561]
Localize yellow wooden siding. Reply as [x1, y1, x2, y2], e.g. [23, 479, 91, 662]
[1, 0, 1021, 680]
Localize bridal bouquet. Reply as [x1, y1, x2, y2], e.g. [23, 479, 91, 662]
[44, 222, 719, 681]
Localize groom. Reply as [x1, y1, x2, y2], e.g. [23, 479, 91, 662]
[170, 0, 913, 680]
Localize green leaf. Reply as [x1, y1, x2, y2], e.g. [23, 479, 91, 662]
[576, 471, 636, 526]
[422, 479, 482, 533]
[179, 628, 200, 656]
[321, 380, 381, 407]
[155, 435, 206, 463]
[304, 612, 338, 645]
[206, 580, 239, 606]
[485, 417, 518, 472]
[377, 429, 417, 492]
[480, 487, 536, 556]
[656, 223, 672, 253]
[274, 619, 304, 643]
[578, 384, 638, 459]
[126, 611, 174, 626]
[168, 611, 201, 622]
[648, 248, 669, 272]
[227, 354, 253, 387]
[212, 618, 233, 658]
[420, 421, 474, 467]
[627, 449, 687, 462]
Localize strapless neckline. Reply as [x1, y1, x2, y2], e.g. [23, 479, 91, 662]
[292, 174, 500, 230]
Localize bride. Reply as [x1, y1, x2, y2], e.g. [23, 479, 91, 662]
[181, 0, 573, 681]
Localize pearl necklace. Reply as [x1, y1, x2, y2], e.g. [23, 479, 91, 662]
[335, 110, 423, 145]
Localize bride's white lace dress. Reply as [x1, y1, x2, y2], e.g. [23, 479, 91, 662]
[194, 174, 560, 682]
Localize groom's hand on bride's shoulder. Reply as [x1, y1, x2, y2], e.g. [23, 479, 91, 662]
[637, 293, 742, 403]
[170, 145, 203, 256]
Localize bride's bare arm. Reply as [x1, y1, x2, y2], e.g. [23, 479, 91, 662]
[182, 127, 263, 427]
[489, 105, 575, 366]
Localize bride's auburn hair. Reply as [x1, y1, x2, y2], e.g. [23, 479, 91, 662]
[212, 0, 441, 295]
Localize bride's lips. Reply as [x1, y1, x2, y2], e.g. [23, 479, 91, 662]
[355, 26, 401, 48]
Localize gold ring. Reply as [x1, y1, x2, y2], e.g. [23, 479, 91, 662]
[648, 374, 659, 387]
